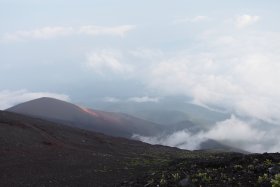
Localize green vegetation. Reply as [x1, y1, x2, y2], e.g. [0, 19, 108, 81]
[197, 172, 211, 183]
[233, 164, 243, 170]
[171, 173, 180, 182]
[271, 174, 280, 187]
[123, 152, 280, 186]
[258, 173, 269, 184]
[159, 174, 167, 185]
[247, 164, 254, 170]
[264, 159, 273, 166]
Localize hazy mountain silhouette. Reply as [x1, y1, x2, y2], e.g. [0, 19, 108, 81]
[92, 96, 230, 126]
[7, 97, 161, 138]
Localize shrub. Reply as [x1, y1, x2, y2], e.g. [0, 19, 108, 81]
[197, 172, 211, 183]
[171, 173, 180, 182]
[258, 173, 269, 183]
[233, 165, 243, 170]
[160, 174, 167, 186]
[271, 174, 280, 187]
[264, 159, 273, 166]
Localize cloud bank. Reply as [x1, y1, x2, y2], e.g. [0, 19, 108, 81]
[2, 25, 135, 42]
[133, 115, 280, 153]
[146, 31, 280, 124]
[81, 19, 280, 126]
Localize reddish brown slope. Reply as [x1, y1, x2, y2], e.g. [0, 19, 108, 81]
[7, 97, 161, 138]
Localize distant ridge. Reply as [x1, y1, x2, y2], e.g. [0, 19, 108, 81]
[7, 97, 161, 138]
[7, 97, 247, 153]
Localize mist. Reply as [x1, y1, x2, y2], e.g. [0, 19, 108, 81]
[133, 115, 280, 153]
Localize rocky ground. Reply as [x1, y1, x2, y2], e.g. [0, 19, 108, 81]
[121, 152, 280, 187]
[0, 111, 188, 187]
[1, 111, 280, 187]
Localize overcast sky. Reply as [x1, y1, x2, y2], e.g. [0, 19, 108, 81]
[1, 0, 280, 125]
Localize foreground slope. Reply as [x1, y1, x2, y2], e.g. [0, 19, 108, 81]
[1, 111, 280, 186]
[7, 97, 161, 138]
[0, 111, 184, 186]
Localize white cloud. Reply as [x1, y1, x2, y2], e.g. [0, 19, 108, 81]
[0, 90, 70, 110]
[133, 115, 280, 153]
[236, 14, 260, 29]
[205, 115, 265, 142]
[79, 25, 135, 37]
[103, 97, 121, 103]
[129, 48, 164, 59]
[86, 50, 133, 75]
[102, 96, 161, 103]
[146, 31, 280, 124]
[2, 26, 74, 42]
[133, 130, 204, 150]
[2, 25, 135, 42]
[174, 16, 209, 24]
[128, 96, 160, 103]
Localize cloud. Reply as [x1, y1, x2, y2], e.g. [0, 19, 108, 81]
[129, 48, 164, 59]
[2, 26, 74, 42]
[133, 130, 204, 150]
[174, 16, 209, 24]
[128, 96, 160, 103]
[86, 50, 134, 75]
[79, 25, 135, 37]
[2, 25, 135, 42]
[101, 96, 160, 103]
[146, 31, 280, 124]
[0, 90, 70, 110]
[80, 28, 280, 126]
[205, 116, 265, 143]
[103, 97, 121, 103]
[133, 115, 280, 153]
[236, 14, 260, 29]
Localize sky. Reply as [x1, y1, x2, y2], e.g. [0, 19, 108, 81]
[1, 1, 280, 127]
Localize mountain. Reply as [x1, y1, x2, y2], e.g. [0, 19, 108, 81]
[199, 139, 249, 153]
[91, 96, 230, 127]
[7, 97, 161, 138]
[7, 97, 247, 153]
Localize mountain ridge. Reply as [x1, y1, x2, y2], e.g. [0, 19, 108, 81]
[7, 97, 162, 138]
[7, 97, 247, 153]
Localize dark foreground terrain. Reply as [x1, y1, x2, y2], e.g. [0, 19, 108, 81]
[1, 111, 280, 187]
[124, 152, 280, 187]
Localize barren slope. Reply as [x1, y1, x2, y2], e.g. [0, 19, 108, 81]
[7, 97, 161, 138]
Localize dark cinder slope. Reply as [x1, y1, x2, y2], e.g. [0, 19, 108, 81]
[0, 111, 185, 187]
[7, 97, 161, 138]
[1, 111, 279, 187]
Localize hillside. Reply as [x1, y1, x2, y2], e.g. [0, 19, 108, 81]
[7, 97, 161, 138]
[0, 111, 185, 186]
[7, 97, 248, 153]
[1, 111, 280, 186]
